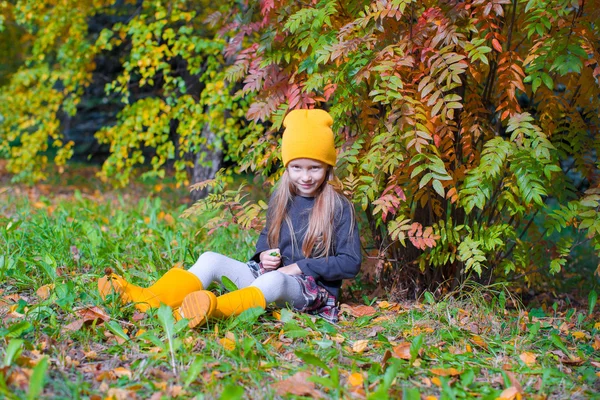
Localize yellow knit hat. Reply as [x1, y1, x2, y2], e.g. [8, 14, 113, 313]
[281, 109, 336, 167]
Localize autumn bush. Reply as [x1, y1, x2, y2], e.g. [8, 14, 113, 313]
[1, 0, 599, 297]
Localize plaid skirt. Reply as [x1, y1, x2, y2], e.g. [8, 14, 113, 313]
[247, 260, 339, 323]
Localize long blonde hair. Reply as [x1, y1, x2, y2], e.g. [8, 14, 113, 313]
[267, 168, 353, 258]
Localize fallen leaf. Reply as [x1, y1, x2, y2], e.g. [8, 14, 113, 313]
[498, 386, 521, 400]
[348, 372, 364, 387]
[113, 367, 132, 379]
[349, 305, 377, 317]
[519, 352, 537, 367]
[430, 367, 461, 376]
[219, 337, 235, 351]
[36, 284, 55, 300]
[591, 361, 600, 368]
[331, 334, 345, 344]
[63, 306, 111, 332]
[571, 331, 587, 340]
[431, 377, 442, 387]
[271, 371, 322, 397]
[352, 340, 369, 353]
[392, 342, 411, 360]
[593, 337, 600, 351]
[470, 335, 488, 349]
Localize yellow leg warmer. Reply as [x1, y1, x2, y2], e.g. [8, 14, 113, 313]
[180, 287, 266, 328]
[98, 268, 203, 312]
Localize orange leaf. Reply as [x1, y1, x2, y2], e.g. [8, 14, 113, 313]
[498, 386, 521, 400]
[430, 367, 461, 376]
[348, 372, 364, 387]
[392, 342, 411, 360]
[519, 352, 537, 366]
[349, 304, 377, 317]
[492, 38, 503, 52]
[36, 284, 55, 300]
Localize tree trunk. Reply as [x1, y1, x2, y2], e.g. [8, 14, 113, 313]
[190, 122, 223, 202]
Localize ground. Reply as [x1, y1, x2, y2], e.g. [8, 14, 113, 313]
[0, 162, 599, 399]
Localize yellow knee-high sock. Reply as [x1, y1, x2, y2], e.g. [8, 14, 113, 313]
[180, 287, 266, 328]
[98, 268, 203, 312]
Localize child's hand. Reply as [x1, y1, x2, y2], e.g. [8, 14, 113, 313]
[260, 248, 281, 270]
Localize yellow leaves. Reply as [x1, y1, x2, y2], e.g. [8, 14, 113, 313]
[352, 340, 369, 353]
[219, 332, 236, 351]
[519, 352, 537, 367]
[570, 331, 588, 340]
[470, 335, 488, 349]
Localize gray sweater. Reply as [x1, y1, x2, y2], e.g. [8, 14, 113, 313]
[252, 195, 362, 298]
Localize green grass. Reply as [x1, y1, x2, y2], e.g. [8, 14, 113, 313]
[0, 182, 599, 399]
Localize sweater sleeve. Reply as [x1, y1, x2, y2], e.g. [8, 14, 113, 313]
[250, 226, 270, 262]
[296, 200, 361, 281]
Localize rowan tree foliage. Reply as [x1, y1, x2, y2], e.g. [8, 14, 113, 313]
[1, 0, 599, 296]
[195, 0, 600, 295]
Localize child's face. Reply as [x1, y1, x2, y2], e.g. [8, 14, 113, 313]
[287, 158, 328, 197]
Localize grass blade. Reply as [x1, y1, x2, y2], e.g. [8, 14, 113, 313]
[27, 356, 48, 400]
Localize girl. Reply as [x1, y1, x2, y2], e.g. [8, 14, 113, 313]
[99, 109, 362, 327]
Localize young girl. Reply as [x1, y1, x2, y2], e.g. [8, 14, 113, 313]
[99, 109, 362, 327]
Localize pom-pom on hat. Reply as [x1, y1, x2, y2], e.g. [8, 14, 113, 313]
[281, 109, 336, 167]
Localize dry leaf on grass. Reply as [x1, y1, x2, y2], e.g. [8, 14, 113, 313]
[392, 342, 411, 360]
[63, 306, 110, 332]
[498, 386, 522, 400]
[348, 372, 364, 387]
[271, 371, 322, 398]
[36, 284, 55, 300]
[519, 352, 537, 366]
[343, 304, 377, 317]
[352, 340, 369, 353]
[430, 367, 461, 376]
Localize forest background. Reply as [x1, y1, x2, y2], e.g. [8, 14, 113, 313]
[0, 0, 599, 398]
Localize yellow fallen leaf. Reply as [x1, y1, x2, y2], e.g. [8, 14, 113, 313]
[571, 331, 587, 340]
[594, 322, 600, 330]
[378, 301, 391, 309]
[143, 216, 151, 224]
[592, 337, 600, 351]
[470, 335, 488, 349]
[272, 311, 281, 321]
[425, 396, 438, 400]
[431, 377, 442, 387]
[519, 352, 537, 367]
[113, 367, 132, 379]
[348, 372, 364, 387]
[331, 334, 345, 344]
[220, 336, 236, 351]
[352, 340, 369, 353]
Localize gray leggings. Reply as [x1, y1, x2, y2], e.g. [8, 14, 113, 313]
[188, 252, 305, 309]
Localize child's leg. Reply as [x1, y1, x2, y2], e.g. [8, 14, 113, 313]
[179, 271, 305, 328]
[187, 251, 255, 289]
[250, 271, 305, 308]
